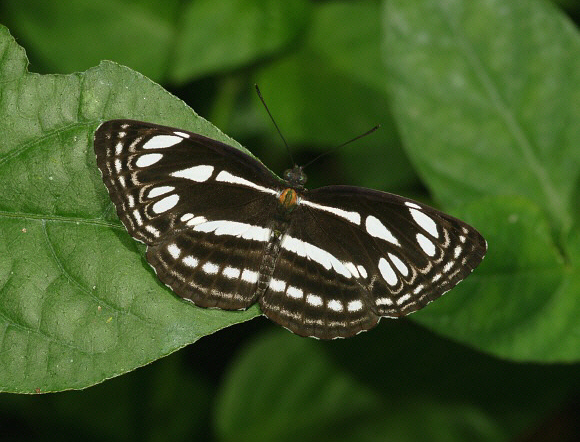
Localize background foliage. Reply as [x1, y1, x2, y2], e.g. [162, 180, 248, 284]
[0, 0, 579, 440]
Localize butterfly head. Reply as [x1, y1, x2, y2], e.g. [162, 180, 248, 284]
[283, 165, 308, 189]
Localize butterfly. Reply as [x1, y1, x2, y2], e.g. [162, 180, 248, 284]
[94, 119, 486, 339]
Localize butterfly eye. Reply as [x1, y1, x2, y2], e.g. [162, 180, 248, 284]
[94, 120, 487, 339]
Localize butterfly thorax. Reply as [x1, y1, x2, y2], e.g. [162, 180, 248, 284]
[277, 165, 306, 214]
[277, 188, 299, 214]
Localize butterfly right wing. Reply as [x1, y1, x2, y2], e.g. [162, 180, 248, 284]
[260, 185, 486, 339]
[94, 119, 282, 309]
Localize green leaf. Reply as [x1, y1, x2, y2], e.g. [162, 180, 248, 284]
[216, 329, 580, 441]
[384, 0, 580, 235]
[170, 0, 310, 83]
[413, 196, 580, 361]
[383, 0, 580, 361]
[1, 0, 309, 83]
[0, 25, 258, 393]
[215, 332, 381, 442]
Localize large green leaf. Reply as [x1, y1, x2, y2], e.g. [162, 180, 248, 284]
[413, 196, 579, 361]
[384, 0, 579, 234]
[0, 26, 259, 393]
[383, 0, 580, 361]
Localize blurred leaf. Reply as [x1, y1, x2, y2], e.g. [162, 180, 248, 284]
[1, 0, 309, 83]
[215, 331, 515, 442]
[384, 0, 580, 236]
[0, 25, 259, 393]
[414, 196, 580, 361]
[308, 0, 387, 93]
[215, 331, 380, 442]
[383, 0, 580, 361]
[326, 321, 580, 439]
[244, 0, 416, 191]
[2, 0, 179, 79]
[170, 0, 309, 83]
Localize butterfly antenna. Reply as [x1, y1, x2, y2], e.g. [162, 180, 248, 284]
[301, 124, 380, 170]
[255, 84, 295, 165]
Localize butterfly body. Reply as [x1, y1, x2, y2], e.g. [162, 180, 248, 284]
[94, 120, 486, 339]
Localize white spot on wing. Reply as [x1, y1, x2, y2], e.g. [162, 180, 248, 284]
[173, 131, 190, 138]
[301, 200, 361, 225]
[180, 213, 194, 222]
[416, 233, 436, 256]
[376, 297, 393, 306]
[328, 299, 343, 312]
[357, 265, 368, 278]
[306, 294, 323, 307]
[405, 201, 421, 209]
[410, 208, 439, 238]
[347, 300, 363, 312]
[183, 256, 198, 268]
[443, 261, 454, 273]
[142, 134, 182, 149]
[171, 165, 214, 182]
[115, 159, 122, 173]
[135, 153, 163, 168]
[396, 294, 411, 305]
[287, 286, 303, 299]
[366, 215, 400, 246]
[269, 279, 286, 292]
[187, 216, 207, 226]
[148, 186, 175, 198]
[281, 235, 351, 278]
[202, 262, 219, 274]
[132, 209, 143, 226]
[454, 245, 462, 258]
[223, 266, 241, 279]
[167, 243, 181, 259]
[216, 170, 277, 195]
[193, 220, 270, 242]
[241, 269, 258, 284]
[378, 257, 398, 286]
[345, 262, 360, 278]
[145, 225, 160, 237]
[388, 253, 409, 277]
[152, 194, 179, 213]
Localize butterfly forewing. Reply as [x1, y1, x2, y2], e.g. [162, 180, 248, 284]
[95, 120, 281, 309]
[94, 119, 487, 339]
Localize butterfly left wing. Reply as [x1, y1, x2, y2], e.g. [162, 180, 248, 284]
[260, 185, 486, 339]
[94, 119, 283, 310]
